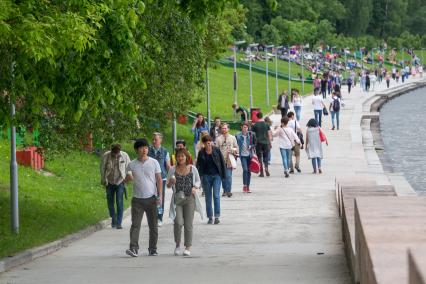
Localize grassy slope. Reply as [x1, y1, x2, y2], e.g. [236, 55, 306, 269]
[0, 140, 135, 258]
[194, 63, 314, 121]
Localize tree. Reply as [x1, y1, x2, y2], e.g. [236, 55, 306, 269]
[260, 24, 281, 45]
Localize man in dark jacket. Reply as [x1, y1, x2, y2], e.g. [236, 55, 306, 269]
[196, 135, 226, 225]
[277, 92, 289, 118]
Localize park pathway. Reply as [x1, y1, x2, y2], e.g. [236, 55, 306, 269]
[1, 76, 413, 284]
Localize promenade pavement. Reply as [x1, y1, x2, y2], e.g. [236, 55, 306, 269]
[1, 76, 415, 284]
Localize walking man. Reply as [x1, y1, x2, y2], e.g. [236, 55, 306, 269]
[251, 112, 271, 177]
[100, 144, 131, 229]
[215, 123, 239, 197]
[148, 132, 170, 227]
[277, 91, 290, 118]
[125, 138, 163, 257]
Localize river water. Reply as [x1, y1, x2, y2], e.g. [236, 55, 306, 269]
[380, 87, 426, 194]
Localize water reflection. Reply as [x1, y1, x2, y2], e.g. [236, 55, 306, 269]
[380, 87, 426, 194]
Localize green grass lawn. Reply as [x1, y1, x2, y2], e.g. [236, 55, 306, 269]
[226, 51, 312, 79]
[0, 139, 135, 258]
[194, 64, 313, 121]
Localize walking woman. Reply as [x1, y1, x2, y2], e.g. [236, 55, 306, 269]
[291, 89, 303, 121]
[236, 122, 256, 193]
[272, 117, 300, 178]
[196, 135, 226, 225]
[191, 113, 209, 159]
[312, 90, 327, 127]
[385, 71, 391, 88]
[167, 148, 203, 257]
[305, 119, 328, 174]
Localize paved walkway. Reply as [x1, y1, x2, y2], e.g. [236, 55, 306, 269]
[1, 77, 418, 284]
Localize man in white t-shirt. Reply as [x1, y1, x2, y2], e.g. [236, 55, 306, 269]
[125, 138, 162, 258]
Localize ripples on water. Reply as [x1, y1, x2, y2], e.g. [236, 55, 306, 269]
[380, 87, 426, 194]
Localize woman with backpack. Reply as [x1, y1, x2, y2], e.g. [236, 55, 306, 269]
[329, 92, 341, 130]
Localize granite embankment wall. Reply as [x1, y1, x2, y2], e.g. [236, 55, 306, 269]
[338, 79, 426, 284]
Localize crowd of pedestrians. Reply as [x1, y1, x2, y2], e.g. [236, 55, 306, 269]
[99, 60, 420, 259]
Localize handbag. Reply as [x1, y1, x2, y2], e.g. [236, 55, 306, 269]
[293, 120, 304, 146]
[249, 154, 260, 173]
[175, 191, 186, 206]
[319, 127, 327, 142]
[323, 107, 329, 116]
[229, 154, 237, 169]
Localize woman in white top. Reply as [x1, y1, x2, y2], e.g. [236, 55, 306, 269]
[167, 148, 203, 257]
[272, 116, 300, 177]
[312, 89, 327, 127]
[292, 88, 303, 121]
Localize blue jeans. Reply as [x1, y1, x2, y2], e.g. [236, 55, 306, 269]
[331, 111, 340, 129]
[314, 110, 323, 127]
[158, 180, 166, 221]
[279, 148, 292, 172]
[294, 106, 301, 121]
[222, 168, 233, 193]
[240, 156, 251, 187]
[106, 183, 125, 226]
[202, 175, 222, 218]
[311, 158, 322, 171]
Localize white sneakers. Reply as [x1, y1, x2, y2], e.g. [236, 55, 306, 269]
[174, 247, 191, 256]
[158, 220, 163, 227]
[174, 247, 180, 256]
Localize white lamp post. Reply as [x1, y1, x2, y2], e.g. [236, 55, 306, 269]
[265, 44, 274, 106]
[248, 43, 259, 110]
[233, 40, 246, 118]
[275, 46, 283, 101]
[288, 45, 291, 94]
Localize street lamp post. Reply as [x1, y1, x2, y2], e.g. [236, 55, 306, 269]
[206, 63, 211, 130]
[9, 59, 19, 234]
[344, 48, 348, 77]
[275, 46, 283, 101]
[301, 45, 305, 95]
[288, 45, 291, 94]
[233, 40, 246, 119]
[249, 43, 258, 111]
[265, 45, 274, 106]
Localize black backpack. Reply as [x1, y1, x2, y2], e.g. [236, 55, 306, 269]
[333, 97, 340, 112]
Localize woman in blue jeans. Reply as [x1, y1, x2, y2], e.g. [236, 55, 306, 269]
[196, 135, 226, 225]
[236, 122, 256, 193]
[312, 90, 327, 127]
[272, 117, 300, 177]
[305, 119, 328, 174]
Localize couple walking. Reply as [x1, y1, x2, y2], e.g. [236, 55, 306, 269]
[120, 138, 202, 258]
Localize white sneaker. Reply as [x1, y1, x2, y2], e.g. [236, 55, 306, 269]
[174, 247, 180, 256]
[183, 249, 191, 256]
[158, 220, 163, 227]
